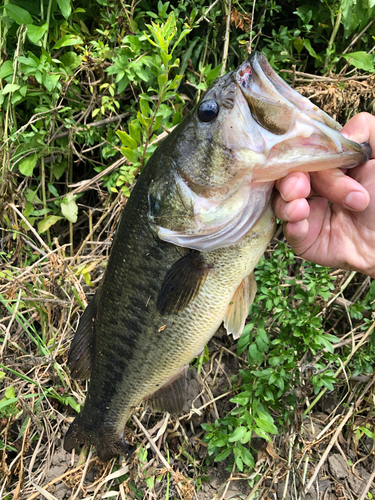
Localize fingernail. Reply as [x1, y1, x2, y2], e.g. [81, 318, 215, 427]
[345, 192, 367, 211]
[340, 131, 350, 139]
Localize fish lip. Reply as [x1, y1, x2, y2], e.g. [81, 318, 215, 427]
[361, 142, 372, 162]
[235, 52, 371, 173]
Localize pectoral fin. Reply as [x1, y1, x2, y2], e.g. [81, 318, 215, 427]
[67, 294, 97, 379]
[146, 366, 188, 414]
[157, 251, 212, 315]
[224, 272, 257, 339]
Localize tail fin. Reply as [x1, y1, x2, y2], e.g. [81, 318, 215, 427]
[64, 415, 135, 461]
[64, 414, 90, 453]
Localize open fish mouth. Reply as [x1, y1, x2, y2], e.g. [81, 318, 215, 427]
[149, 52, 371, 252]
[237, 52, 371, 181]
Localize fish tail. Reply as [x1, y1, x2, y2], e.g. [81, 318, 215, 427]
[64, 414, 90, 453]
[64, 415, 135, 461]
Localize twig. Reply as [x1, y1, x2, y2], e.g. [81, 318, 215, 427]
[25, 461, 95, 500]
[196, 0, 221, 24]
[248, 0, 257, 52]
[304, 320, 375, 415]
[50, 112, 129, 141]
[65, 126, 175, 197]
[132, 415, 184, 498]
[8, 203, 51, 254]
[73, 193, 122, 260]
[343, 19, 375, 54]
[71, 448, 93, 500]
[305, 405, 354, 493]
[358, 466, 375, 500]
[280, 69, 369, 82]
[0, 106, 63, 151]
[245, 466, 271, 500]
[1, 289, 22, 357]
[180, 389, 233, 419]
[218, 462, 235, 500]
[283, 432, 296, 499]
[221, 0, 232, 76]
[324, 3, 342, 72]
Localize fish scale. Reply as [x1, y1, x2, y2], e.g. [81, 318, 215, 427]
[64, 52, 371, 461]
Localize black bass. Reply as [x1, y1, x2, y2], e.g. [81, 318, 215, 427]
[64, 53, 371, 461]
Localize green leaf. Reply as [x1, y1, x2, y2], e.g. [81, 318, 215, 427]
[61, 193, 78, 223]
[254, 416, 278, 434]
[140, 98, 150, 117]
[214, 447, 232, 461]
[56, 0, 72, 19]
[303, 38, 319, 60]
[117, 130, 137, 149]
[200, 423, 213, 431]
[60, 52, 82, 69]
[42, 73, 60, 91]
[4, 386, 15, 399]
[234, 454, 243, 472]
[2, 83, 21, 95]
[53, 35, 83, 50]
[129, 122, 141, 144]
[4, 4, 33, 25]
[0, 61, 13, 79]
[230, 392, 250, 406]
[26, 23, 48, 44]
[19, 154, 38, 176]
[240, 445, 255, 467]
[228, 427, 247, 442]
[206, 64, 222, 86]
[26, 189, 42, 204]
[121, 147, 139, 164]
[341, 52, 374, 72]
[360, 427, 375, 439]
[48, 183, 59, 197]
[53, 161, 67, 180]
[38, 216, 62, 234]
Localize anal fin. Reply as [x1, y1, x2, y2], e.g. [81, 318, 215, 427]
[224, 272, 257, 339]
[146, 366, 188, 415]
[67, 294, 97, 379]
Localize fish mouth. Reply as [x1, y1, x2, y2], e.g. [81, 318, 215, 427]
[150, 53, 371, 253]
[236, 52, 371, 181]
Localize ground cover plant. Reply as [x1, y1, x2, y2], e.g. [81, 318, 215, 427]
[1, 0, 375, 498]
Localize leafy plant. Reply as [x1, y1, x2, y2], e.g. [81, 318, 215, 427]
[202, 244, 341, 472]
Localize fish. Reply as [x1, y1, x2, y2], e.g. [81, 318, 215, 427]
[64, 52, 371, 461]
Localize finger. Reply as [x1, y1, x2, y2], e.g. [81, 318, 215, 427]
[273, 194, 310, 222]
[309, 169, 370, 211]
[283, 197, 329, 256]
[283, 219, 309, 248]
[275, 171, 311, 202]
[341, 112, 375, 156]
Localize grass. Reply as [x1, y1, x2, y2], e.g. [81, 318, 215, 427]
[1, 214, 375, 498]
[0, 1, 375, 498]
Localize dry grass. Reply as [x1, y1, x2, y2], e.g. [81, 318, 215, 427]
[1, 77, 375, 499]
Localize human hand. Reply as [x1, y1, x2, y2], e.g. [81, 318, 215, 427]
[273, 112, 375, 278]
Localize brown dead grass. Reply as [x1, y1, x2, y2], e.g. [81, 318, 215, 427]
[0, 74, 375, 499]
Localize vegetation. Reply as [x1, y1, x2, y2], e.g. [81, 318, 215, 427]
[0, 0, 375, 498]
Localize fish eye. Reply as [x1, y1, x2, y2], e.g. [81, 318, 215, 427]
[198, 100, 219, 122]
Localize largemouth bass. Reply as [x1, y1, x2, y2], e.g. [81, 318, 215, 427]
[64, 53, 371, 461]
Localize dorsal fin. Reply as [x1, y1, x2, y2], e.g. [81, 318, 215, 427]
[146, 366, 188, 414]
[157, 251, 212, 315]
[224, 272, 257, 339]
[67, 294, 97, 379]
